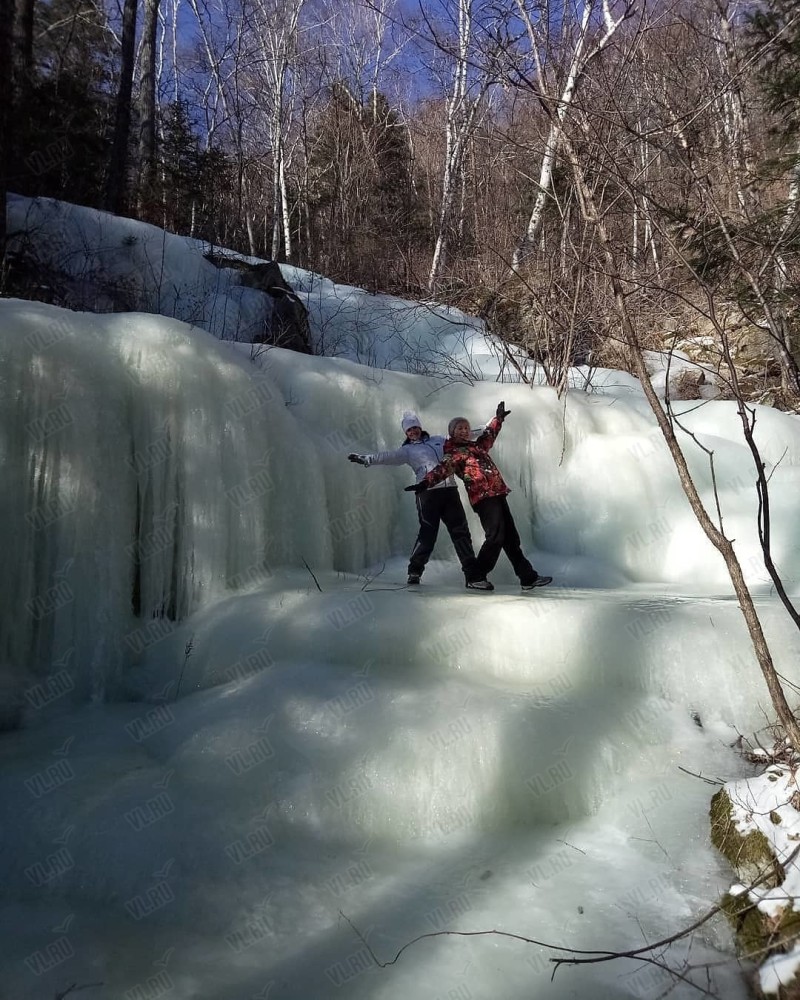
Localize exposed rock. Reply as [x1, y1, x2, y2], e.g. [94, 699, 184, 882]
[203, 255, 312, 354]
[5, 194, 313, 354]
[242, 262, 312, 354]
[711, 787, 779, 886]
[672, 368, 706, 400]
[711, 787, 800, 998]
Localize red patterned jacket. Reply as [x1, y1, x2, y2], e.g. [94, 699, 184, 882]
[422, 417, 509, 507]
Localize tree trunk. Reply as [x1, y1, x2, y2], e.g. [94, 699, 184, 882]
[428, 0, 489, 294]
[511, 0, 629, 272]
[271, 122, 282, 259]
[0, 0, 15, 268]
[106, 0, 138, 214]
[137, 0, 161, 216]
[279, 149, 292, 261]
[563, 128, 800, 750]
[15, 0, 33, 97]
[511, 1, 592, 270]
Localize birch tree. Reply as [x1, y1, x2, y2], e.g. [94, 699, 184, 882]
[561, 108, 800, 748]
[510, 0, 634, 271]
[427, 0, 493, 292]
[246, 0, 309, 260]
[185, 0, 235, 147]
[0, 0, 14, 264]
[181, 0, 255, 247]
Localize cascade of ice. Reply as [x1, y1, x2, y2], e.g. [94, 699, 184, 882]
[4, 295, 800, 999]
[3, 296, 800, 724]
[0, 301, 332, 713]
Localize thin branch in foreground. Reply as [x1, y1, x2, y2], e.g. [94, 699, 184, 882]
[54, 985, 104, 1000]
[174, 634, 195, 701]
[556, 837, 587, 855]
[678, 765, 724, 786]
[301, 557, 323, 592]
[338, 842, 800, 989]
[361, 562, 386, 591]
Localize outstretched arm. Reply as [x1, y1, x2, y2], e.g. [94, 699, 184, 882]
[405, 455, 457, 492]
[475, 402, 511, 452]
[348, 446, 409, 467]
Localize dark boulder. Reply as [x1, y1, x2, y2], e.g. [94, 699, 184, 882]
[239, 262, 312, 354]
[204, 255, 312, 354]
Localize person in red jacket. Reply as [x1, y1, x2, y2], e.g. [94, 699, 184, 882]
[406, 401, 552, 590]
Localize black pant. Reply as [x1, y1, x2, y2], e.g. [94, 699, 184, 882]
[409, 487, 480, 582]
[473, 495, 536, 584]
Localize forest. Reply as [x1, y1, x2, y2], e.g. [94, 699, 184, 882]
[2, 0, 800, 402]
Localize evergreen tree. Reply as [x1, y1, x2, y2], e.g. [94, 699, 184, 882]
[158, 100, 234, 241]
[14, 0, 113, 207]
[307, 82, 423, 291]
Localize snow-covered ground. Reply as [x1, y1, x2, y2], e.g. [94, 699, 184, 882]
[7, 195, 530, 378]
[2, 203, 800, 998]
[724, 759, 800, 994]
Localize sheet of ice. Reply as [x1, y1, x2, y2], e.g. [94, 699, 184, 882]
[3, 283, 800, 997]
[3, 296, 800, 720]
[0, 566, 767, 999]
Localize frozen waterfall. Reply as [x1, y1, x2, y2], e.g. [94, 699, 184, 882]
[2, 295, 800, 999]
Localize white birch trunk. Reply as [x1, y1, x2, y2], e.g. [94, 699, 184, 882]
[246, 212, 256, 258]
[511, 0, 630, 271]
[171, 0, 180, 105]
[427, 0, 490, 293]
[280, 148, 292, 261]
[251, 0, 306, 261]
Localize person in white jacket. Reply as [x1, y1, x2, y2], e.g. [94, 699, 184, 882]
[348, 410, 491, 589]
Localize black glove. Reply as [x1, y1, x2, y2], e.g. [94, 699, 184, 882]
[348, 454, 367, 466]
[404, 482, 428, 493]
[496, 401, 511, 421]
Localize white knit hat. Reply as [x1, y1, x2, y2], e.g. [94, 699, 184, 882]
[401, 410, 422, 432]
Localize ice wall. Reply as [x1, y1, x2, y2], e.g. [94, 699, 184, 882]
[0, 300, 329, 717]
[2, 297, 800, 719]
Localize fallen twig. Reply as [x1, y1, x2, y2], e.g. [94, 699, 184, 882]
[301, 557, 323, 592]
[54, 984, 104, 1000]
[678, 765, 724, 786]
[338, 842, 800, 991]
[361, 562, 386, 591]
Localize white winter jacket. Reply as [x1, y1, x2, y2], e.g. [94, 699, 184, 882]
[361, 434, 457, 489]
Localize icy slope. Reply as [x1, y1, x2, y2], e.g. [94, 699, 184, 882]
[2, 297, 800, 717]
[0, 567, 776, 1000]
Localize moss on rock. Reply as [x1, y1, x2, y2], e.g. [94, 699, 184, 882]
[711, 788, 779, 885]
[720, 890, 769, 958]
[711, 788, 800, 998]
